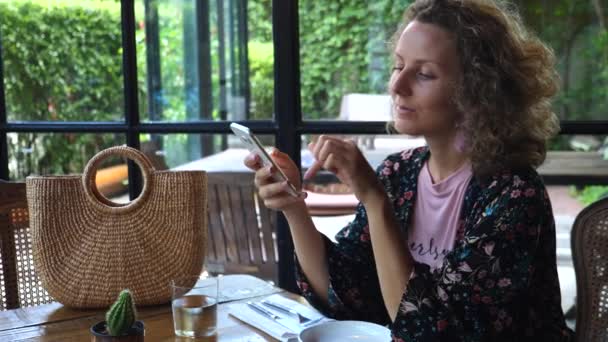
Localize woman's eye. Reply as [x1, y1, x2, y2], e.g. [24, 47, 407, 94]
[417, 72, 433, 79]
[392, 66, 403, 72]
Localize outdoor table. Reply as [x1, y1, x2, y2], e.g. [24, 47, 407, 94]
[0, 275, 307, 341]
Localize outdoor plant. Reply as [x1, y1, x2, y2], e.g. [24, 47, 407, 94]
[0, 1, 125, 179]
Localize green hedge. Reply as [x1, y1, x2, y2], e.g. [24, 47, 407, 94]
[248, 41, 273, 119]
[1, 2, 124, 178]
[297, 0, 412, 119]
[3, 0, 606, 185]
[572, 185, 608, 206]
[246, 0, 412, 120]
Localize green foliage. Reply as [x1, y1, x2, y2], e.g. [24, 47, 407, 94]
[135, 1, 187, 122]
[248, 41, 274, 119]
[296, 0, 412, 119]
[105, 289, 137, 336]
[1, 2, 122, 120]
[247, 0, 607, 123]
[248, 0, 272, 42]
[1, 2, 124, 178]
[571, 185, 608, 206]
[515, 0, 608, 122]
[3, 0, 606, 178]
[248, 0, 415, 119]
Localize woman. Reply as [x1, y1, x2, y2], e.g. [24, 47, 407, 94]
[244, 0, 574, 340]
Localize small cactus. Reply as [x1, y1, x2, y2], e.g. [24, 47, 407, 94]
[105, 289, 137, 336]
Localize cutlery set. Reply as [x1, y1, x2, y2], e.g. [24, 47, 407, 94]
[246, 299, 323, 328]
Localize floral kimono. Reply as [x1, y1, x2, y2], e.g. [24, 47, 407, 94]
[295, 146, 574, 341]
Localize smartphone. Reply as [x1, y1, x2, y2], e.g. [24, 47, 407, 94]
[230, 122, 300, 197]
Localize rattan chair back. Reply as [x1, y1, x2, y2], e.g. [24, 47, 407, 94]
[0, 180, 53, 310]
[572, 196, 608, 341]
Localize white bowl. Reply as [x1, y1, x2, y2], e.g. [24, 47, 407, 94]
[299, 320, 391, 342]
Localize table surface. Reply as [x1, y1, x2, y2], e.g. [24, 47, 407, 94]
[0, 275, 306, 341]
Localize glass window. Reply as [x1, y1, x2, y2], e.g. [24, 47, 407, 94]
[298, 1, 411, 120]
[7, 132, 125, 198]
[136, 0, 273, 122]
[0, 0, 124, 122]
[139, 132, 274, 171]
[300, 133, 425, 173]
[515, 1, 608, 121]
[299, 1, 608, 122]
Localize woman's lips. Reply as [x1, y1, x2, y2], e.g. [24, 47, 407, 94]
[395, 105, 416, 116]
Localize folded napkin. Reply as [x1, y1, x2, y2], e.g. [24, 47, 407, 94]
[228, 294, 331, 341]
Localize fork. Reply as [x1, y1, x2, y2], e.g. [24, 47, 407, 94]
[261, 299, 321, 325]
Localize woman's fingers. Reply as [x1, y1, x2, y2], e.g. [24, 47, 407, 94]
[258, 181, 306, 209]
[270, 150, 294, 170]
[303, 161, 322, 180]
[263, 195, 303, 209]
[305, 136, 354, 179]
[317, 139, 348, 164]
[322, 153, 341, 175]
[243, 148, 306, 211]
[258, 180, 294, 198]
[244, 153, 262, 170]
[254, 165, 276, 187]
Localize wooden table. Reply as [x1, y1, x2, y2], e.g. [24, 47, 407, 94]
[0, 275, 306, 341]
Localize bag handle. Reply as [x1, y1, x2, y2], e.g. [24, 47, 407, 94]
[82, 146, 155, 213]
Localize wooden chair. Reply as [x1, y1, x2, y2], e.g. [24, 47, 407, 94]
[205, 172, 278, 283]
[571, 195, 608, 341]
[0, 180, 53, 310]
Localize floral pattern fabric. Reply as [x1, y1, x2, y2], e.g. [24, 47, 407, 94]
[295, 146, 574, 341]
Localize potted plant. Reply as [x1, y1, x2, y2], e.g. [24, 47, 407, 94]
[90, 289, 145, 341]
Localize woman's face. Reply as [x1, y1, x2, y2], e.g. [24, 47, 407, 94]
[389, 20, 461, 139]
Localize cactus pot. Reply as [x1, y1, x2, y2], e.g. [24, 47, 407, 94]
[90, 320, 145, 342]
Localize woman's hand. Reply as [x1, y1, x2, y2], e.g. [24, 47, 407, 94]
[304, 135, 383, 205]
[243, 149, 307, 211]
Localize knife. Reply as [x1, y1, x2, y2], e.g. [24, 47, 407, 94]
[247, 301, 280, 320]
[246, 301, 302, 333]
[262, 299, 323, 326]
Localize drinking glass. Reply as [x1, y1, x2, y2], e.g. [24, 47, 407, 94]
[171, 274, 219, 338]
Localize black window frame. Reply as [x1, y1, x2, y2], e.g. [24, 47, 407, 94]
[1, 0, 607, 291]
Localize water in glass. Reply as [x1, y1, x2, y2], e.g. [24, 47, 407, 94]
[172, 294, 218, 337]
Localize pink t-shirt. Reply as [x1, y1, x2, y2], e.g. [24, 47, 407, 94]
[408, 161, 473, 270]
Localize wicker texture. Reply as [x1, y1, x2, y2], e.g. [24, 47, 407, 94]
[25, 146, 207, 308]
[572, 196, 608, 342]
[206, 172, 277, 283]
[0, 181, 53, 310]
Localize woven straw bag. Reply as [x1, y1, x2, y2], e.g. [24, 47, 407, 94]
[25, 146, 207, 308]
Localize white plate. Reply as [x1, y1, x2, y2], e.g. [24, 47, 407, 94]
[299, 320, 391, 342]
[216, 274, 279, 302]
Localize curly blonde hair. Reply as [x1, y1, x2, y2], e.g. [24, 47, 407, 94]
[391, 0, 560, 178]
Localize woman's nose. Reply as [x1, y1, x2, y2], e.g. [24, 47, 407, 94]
[390, 71, 412, 96]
